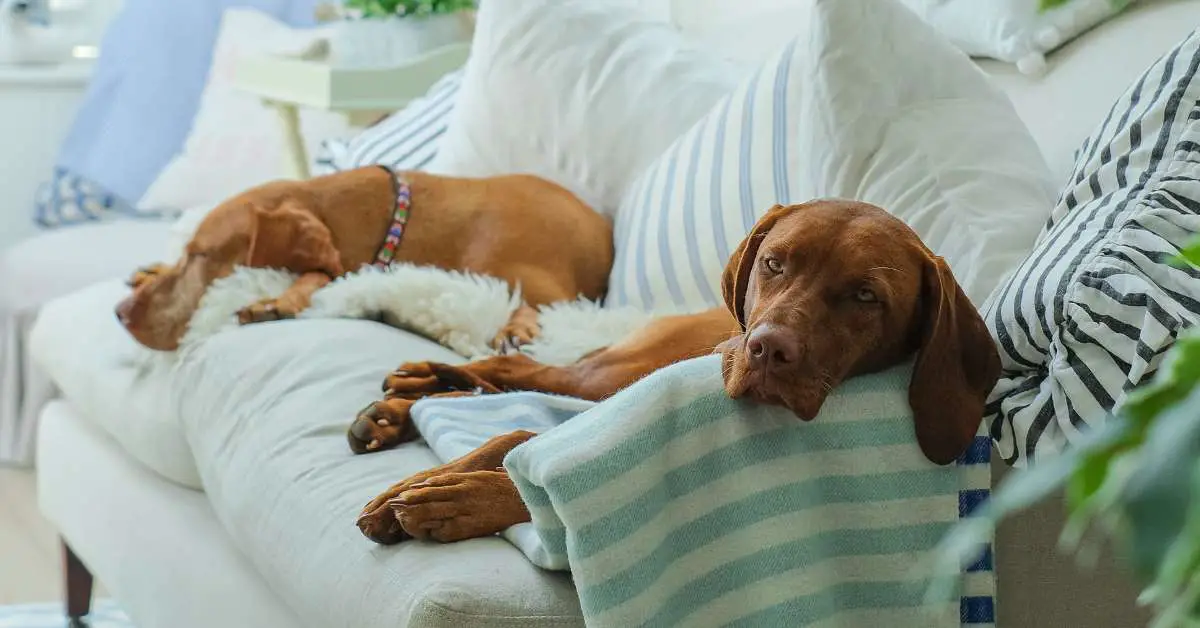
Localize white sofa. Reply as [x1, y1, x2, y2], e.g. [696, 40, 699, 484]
[16, 1, 1200, 626]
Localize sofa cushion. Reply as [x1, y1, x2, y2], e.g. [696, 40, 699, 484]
[606, 0, 1056, 311]
[29, 280, 199, 487]
[429, 0, 740, 215]
[894, 0, 1135, 74]
[980, 0, 1200, 184]
[987, 29, 1200, 465]
[663, 0, 1200, 190]
[172, 320, 583, 627]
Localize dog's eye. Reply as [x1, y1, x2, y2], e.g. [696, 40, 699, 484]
[855, 287, 878, 303]
[763, 257, 783, 274]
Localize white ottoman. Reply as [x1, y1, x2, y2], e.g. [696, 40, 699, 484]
[0, 220, 171, 464]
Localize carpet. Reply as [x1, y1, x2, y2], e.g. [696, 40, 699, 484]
[0, 600, 130, 627]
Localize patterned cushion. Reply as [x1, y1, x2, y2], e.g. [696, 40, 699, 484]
[34, 168, 173, 228]
[312, 69, 461, 175]
[606, 0, 1055, 310]
[988, 30, 1200, 466]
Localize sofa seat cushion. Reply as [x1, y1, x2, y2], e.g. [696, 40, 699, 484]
[30, 280, 200, 487]
[172, 320, 584, 627]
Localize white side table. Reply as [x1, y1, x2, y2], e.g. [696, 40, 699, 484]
[0, 61, 93, 250]
[231, 43, 469, 180]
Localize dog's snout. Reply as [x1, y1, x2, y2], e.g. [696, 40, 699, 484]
[745, 324, 798, 371]
[115, 298, 133, 326]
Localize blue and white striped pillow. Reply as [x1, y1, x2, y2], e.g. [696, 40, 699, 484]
[606, 0, 1053, 310]
[987, 30, 1200, 466]
[606, 37, 807, 309]
[312, 69, 461, 175]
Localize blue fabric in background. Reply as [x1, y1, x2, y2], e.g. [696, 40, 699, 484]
[54, 0, 323, 205]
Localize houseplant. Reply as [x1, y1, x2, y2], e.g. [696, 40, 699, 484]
[933, 236, 1200, 627]
[330, 0, 475, 68]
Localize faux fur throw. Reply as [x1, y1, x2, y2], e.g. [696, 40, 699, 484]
[175, 263, 690, 367]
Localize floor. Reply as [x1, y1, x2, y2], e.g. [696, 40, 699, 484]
[0, 467, 107, 605]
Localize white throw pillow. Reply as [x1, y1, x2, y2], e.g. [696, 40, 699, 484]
[607, 0, 1058, 311]
[138, 8, 351, 211]
[896, 0, 1137, 75]
[428, 0, 742, 216]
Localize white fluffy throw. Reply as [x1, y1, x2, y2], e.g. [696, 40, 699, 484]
[176, 263, 686, 367]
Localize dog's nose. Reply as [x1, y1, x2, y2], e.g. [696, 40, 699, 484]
[746, 324, 798, 370]
[115, 298, 133, 326]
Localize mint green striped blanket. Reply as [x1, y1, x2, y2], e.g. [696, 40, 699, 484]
[410, 355, 994, 627]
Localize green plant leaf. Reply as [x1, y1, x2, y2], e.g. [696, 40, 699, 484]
[1175, 239, 1200, 268]
[1038, 0, 1074, 11]
[1121, 385, 1200, 580]
[1124, 332, 1200, 426]
[1039, 0, 1135, 13]
[341, 0, 473, 19]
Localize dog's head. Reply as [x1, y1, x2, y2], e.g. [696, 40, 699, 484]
[718, 200, 1000, 465]
[115, 206, 255, 351]
[115, 258, 210, 351]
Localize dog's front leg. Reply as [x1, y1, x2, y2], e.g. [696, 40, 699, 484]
[237, 272, 332, 324]
[357, 430, 538, 544]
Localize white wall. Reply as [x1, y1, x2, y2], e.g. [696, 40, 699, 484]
[0, 0, 122, 250]
[0, 64, 91, 250]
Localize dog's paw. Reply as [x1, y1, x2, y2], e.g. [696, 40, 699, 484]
[491, 321, 540, 355]
[382, 362, 501, 397]
[127, 264, 170, 289]
[389, 471, 529, 542]
[236, 298, 298, 325]
[347, 398, 419, 454]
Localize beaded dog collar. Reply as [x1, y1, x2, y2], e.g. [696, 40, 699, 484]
[373, 166, 412, 268]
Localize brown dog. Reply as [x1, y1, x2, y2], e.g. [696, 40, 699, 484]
[355, 200, 1001, 545]
[115, 167, 613, 352]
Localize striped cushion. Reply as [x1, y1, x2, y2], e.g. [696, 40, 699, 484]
[312, 69, 461, 175]
[988, 30, 1200, 466]
[606, 0, 1055, 310]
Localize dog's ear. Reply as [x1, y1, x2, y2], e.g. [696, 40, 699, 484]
[721, 204, 794, 329]
[909, 255, 1000, 465]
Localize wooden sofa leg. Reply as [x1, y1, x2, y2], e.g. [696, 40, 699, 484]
[62, 538, 93, 625]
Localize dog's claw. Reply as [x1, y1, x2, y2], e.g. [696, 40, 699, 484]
[356, 505, 411, 545]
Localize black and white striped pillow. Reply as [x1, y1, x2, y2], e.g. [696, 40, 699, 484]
[988, 30, 1200, 466]
[312, 69, 462, 175]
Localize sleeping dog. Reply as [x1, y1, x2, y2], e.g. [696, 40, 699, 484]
[115, 167, 613, 353]
[355, 200, 1001, 544]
